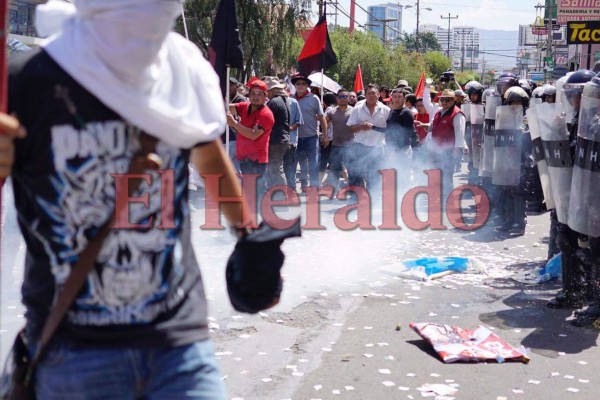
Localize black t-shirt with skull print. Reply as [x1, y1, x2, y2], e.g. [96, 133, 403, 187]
[8, 48, 209, 347]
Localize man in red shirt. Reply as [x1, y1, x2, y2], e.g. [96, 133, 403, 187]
[228, 80, 275, 199]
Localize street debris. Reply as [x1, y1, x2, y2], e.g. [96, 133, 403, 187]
[409, 323, 530, 363]
[417, 383, 458, 398]
[380, 257, 484, 281]
[512, 253, 561, 284]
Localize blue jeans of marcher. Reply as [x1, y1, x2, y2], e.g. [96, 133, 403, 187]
[296, 135, 320, 187]
[227, 140, 240, 174]
[29, 339, 227, 400]
[240, 158, 268, 208]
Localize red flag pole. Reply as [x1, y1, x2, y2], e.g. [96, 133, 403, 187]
[415, 72, 426, 98]
[354, 64, 364, 94]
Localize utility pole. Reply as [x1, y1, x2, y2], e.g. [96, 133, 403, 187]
[547, 1, 553, 82]
[481, 57, 486, 85]
[455, 29, 469, 72]
[379, 18, 397, 46]
[416, 0, 420, 53]
[470, 36, 474, 71]
[441, 13, 458, 58]
[326, 0, 339, 29]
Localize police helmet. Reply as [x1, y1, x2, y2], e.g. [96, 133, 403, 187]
[563, 69, 596, 98]
[495, 73, 519, 97]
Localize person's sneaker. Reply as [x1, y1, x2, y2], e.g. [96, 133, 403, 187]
[574, 304, 600, 317]
[571, 313, 600, 328]
[508, 224, 525, 237]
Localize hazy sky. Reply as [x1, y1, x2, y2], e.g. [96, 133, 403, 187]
[326, 0, 542, 33]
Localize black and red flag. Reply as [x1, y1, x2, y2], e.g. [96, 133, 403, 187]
[208, 0, 244, 97]
[297, 15, 338, 77]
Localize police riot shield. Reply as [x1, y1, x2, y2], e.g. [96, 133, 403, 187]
[526, 107, 555, 210]
[480, 95, 502, 177]
[538, 102, 572, 224]
[492, 105, 523, 186]
[470, 104, 484, 169]
[568, 82, 600, 237]
[530, 97, 542, 107]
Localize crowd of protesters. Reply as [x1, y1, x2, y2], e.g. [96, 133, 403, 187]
[216, 68, 600, 330]
[219, 71, 472, 206]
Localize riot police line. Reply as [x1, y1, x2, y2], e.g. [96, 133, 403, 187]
[465, 70, 600, 327]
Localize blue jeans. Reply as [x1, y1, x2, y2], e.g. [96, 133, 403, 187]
[29, 340, 227, 400]
[240, 158, 268, 204]
[296, 135, 320, 187]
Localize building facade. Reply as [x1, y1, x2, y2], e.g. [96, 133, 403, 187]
[419, 24, 480, 71]
[366, 3, 402, 45]
[8, 0, 44, 47]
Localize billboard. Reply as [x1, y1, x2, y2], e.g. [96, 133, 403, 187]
[567, 21, 600, 44]
[558, 0, 600, 24]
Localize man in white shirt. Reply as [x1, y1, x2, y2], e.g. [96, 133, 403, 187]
[346, 84, 391, 193]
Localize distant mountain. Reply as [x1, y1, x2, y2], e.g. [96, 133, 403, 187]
[478, 29, 518, 73]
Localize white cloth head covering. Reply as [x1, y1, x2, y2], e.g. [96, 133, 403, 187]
[35, 0, 225, 149]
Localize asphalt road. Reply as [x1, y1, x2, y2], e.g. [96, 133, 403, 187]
[2, 169, 598, 400]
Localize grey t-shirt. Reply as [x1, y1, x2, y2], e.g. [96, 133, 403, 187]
[9, 48, 209, 348]
[326, 105, 354, 146]
[294, 93, 323, 139]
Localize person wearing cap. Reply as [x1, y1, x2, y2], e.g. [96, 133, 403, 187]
[429, 89, 467, 202]
[397, 79, 409, 89]
[228, 80, 275, 199]
[454, 90, 466, 108]
[347, 83, 391, 193]
[292, 73, 328, 189]
[263, 76, 292, 188]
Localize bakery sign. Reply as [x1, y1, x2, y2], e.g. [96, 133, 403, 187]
[567, 21, 600, 44]
[558, 0, 600, 24]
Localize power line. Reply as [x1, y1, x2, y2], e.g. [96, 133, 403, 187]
[424, 1, 532, 12]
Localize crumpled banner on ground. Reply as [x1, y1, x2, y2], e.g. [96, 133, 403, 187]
[410, 322, 530, 364]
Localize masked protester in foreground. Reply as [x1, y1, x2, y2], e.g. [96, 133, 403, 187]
[0, 1, 299, 398]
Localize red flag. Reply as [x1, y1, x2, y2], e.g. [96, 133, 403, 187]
[354, 64, 364, 93]
[297, 15, 338, 77]
[415, 72, 426, 98]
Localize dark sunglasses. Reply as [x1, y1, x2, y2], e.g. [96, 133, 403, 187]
[338, 95, 349, 99]
[439, 98, 453, 103]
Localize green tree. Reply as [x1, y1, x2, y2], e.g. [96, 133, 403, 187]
[400, 32, 442, 53]
[423, 51, 452, 78]
[455, 71, 481, 86]
[175, 0, 311, 80]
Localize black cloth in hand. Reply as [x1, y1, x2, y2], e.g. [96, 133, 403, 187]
[226, 220, 301, 313]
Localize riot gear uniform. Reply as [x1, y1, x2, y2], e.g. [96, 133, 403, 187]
[465, 81, 484, 184]
[546, 70, 596, 311]
[493, 89, 531, 236]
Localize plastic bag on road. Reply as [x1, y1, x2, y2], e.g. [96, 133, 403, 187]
[381, 257, 483, 281]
